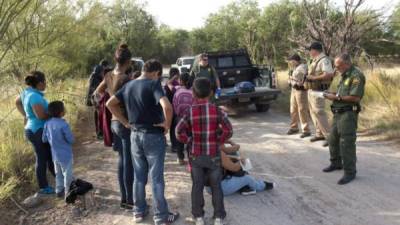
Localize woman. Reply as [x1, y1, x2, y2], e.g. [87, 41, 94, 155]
[219, 141, 274, 196]
[16, 71, 55, 194]
[94, 43, 134, 210]
[164, 68, 180, 152]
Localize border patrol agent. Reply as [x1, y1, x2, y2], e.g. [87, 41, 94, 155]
[305, 42, 334, 147]
[323, 53, 366, 185]
[286, 54, 311, 138]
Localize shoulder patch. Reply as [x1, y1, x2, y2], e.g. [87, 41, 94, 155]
[352, 78, 360, 85]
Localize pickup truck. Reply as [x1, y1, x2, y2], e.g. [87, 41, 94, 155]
[171, 56, 195, 74]
[198, 49, 280, 112]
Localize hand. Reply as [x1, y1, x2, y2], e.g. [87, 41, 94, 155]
[306, 75, 315, 81]
[215, 88, 222, 98]
[154, 121, 170, 135]
[123, 122, 132, 129]
[323, 93, 337, 101]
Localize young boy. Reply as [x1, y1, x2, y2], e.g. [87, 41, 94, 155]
[42, 101, 74, 198]
[176, 78, 233, 225]
[172, 72, 193, 165]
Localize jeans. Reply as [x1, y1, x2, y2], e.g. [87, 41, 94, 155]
[220, 175, 266, 196]
[25, 129, 55, 189]
[170, 115, 179, 149]
[111, 121, 134, 205]
[131, 131, 169, 223]
[175, 116, 186, 160]
[54, 160, 74, 194]
[191, 155, 226, 219]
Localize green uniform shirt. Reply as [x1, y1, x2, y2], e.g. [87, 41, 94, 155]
[190, 65, 218, 89]
[332, 66, 366, 108]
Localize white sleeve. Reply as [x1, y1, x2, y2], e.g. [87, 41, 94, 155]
[321, 59, 334, 74]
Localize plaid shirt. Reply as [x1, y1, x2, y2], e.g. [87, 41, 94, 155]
[176, 99, 233, 157]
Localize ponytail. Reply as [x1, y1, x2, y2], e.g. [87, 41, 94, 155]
[24, 71, 45, 88]
[114, 43, 132, 65]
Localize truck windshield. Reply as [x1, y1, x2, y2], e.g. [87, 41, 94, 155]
[235, 56, 250, 66]
[183, 58, 194, 65]
[218, 57, 234, 68]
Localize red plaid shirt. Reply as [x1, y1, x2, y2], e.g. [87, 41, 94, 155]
[176, 99, 233, 157]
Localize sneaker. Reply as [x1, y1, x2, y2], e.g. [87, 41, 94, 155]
[194, 217, 205, 225]
[214, 218, 226, 225]
[156, 212, 180, 225]
[239, 185, 256, 196]
[134, 210, 149, 223]
[286, 129, 299, 135]
[310, 136, 325, 142]
[264, 181, 274, 190]
[300, 132, 311, 138]
[39, 186, 55, 194]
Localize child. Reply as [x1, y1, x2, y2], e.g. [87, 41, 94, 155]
[42, 101, 74, 198]
[172, 72, 193, 165]
[176, 78, 233, 225]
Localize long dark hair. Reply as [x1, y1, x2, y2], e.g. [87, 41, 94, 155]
[25, 71, 45, 88]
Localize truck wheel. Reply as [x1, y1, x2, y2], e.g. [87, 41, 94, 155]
[255, 104, 270, 112]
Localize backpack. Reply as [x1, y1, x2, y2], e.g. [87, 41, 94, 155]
[234, 81, 255, 94]
[173, 87, 193, 117]
[65, 178, 94, 204]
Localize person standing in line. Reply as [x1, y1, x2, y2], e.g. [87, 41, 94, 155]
[86, 59, 109, 139]
[176, 78, 233, 225]
[16, 71, 55, 194]
[286, 54, 312, 138]
[42, 101, 75, 198]
[172, 72, 193, 165]
[164, 67, 180, 152]
[323, 54, 366, 185]
[305, 42, 335, 147]
[106, 59, 180, 225]
[94, 44, 134, 210]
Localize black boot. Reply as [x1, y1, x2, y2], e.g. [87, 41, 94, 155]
[300, 132, 311, 138]
[337, 174, 356, 185]
[310, 136, 325, 142]
[322, 164, 343, 173]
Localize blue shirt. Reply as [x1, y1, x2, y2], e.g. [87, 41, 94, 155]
[115, 78, 165, 133]
[42, 118, 74, 165]
[20, 87, 48, 132]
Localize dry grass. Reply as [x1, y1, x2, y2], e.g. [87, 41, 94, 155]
[274, 66, 400, 140]
[0, 78, 87, 202]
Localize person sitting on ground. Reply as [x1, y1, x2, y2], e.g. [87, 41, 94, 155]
[42, 101, 75, 198]
[172, 72, 193, 165]
[176, 77, 233, 225]
[217, 140, 274, 196]
[165, 67, 180, 153]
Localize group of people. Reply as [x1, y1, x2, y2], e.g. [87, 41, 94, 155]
[287, 41, 366, 185]
[15, 39, 365, 225]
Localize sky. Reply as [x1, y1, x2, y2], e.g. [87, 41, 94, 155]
[103, 0, 399, 30]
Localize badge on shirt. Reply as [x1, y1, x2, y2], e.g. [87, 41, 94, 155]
[352, 78, 360, 85]
[208, 68, 211, 72]
[344, 78, 351, 86]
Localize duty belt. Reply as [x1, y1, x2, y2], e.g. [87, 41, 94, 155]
[331, 105, 361, 114]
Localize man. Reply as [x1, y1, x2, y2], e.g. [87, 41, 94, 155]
[86, 59, 109, 139]
[106, 59, 179, 225]
[305, 42, 334, 147]
[323, 54, 365, 185]
[286, 54, 311, 138]
[190, 53, 222, 98]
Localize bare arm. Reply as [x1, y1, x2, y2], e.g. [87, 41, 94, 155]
[155, 97, 173, 135]
[324, 93, 361, 103]
[94, 80, 107, 95]
[106, 96, 130, 128]
[15, 96, 25, 117]
[32, 104, 48, 120]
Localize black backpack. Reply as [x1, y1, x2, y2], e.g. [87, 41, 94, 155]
[65, 178, 94, 204]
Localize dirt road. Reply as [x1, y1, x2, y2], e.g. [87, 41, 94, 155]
[19, 109, 400, 225]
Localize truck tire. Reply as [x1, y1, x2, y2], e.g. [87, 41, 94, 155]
[255, 103, 270, 112]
